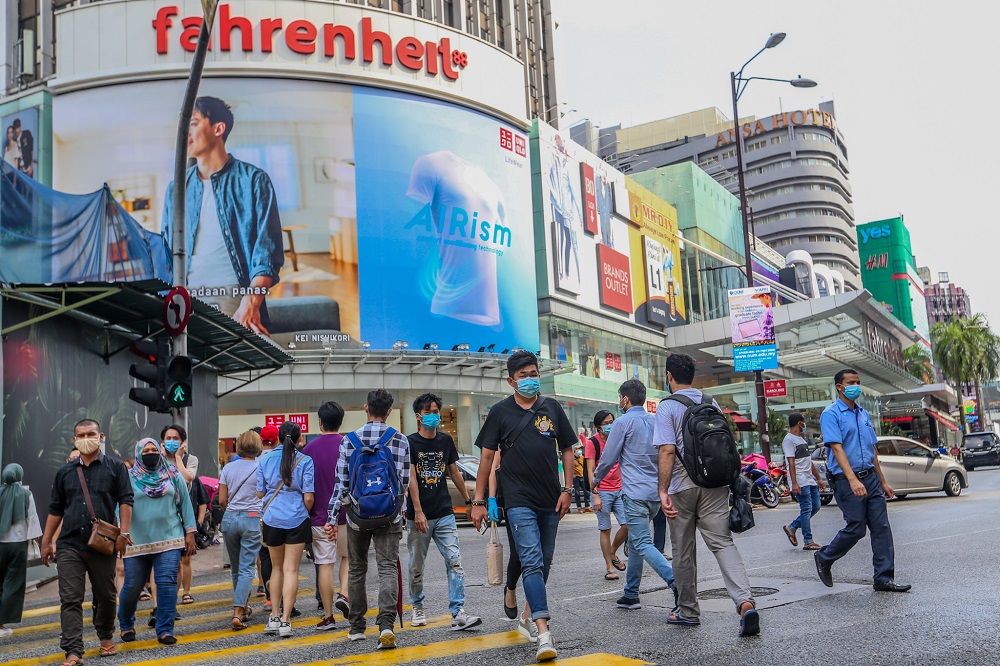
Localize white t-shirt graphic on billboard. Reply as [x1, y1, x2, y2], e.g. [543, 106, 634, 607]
[187, 177, 241, 311]
[406, 151, 506, 326]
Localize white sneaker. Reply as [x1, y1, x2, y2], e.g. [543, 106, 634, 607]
[535, 631, 557, 662]
[278, 621, 292, 638]
[377, 628, 396, 650]
[451, 609, 483, 631]
[348, 630, 366, 641]
[0, 627, 12, 639]
[410, 608, 427, 627]
[517, 616, 538, 643]
[264, 617, 281, 634]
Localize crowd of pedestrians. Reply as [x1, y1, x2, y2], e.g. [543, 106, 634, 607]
[0, 353, 913, 664]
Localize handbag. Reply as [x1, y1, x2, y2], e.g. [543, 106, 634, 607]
[486, 521, 505, 586]
[76, 466, 121, 556]
[728, 475, 755, 534]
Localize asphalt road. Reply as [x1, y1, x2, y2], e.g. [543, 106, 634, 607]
[8, 466, 1000, 666]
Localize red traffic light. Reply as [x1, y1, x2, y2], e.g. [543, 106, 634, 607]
[129, 339, 161, 363]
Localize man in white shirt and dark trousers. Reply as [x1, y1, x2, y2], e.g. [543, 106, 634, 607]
[781, 413, 828, 551]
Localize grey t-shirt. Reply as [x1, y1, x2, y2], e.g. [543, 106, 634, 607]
[219, 459, 262, 512]
[781, 433, 816, 488]
[654, 388, 713, 495]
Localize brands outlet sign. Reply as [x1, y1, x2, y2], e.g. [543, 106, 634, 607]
[52, 0, 526, 121]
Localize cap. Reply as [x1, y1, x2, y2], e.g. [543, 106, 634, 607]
[260, 425, 280, 444]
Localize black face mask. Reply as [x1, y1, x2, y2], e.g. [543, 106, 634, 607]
[141, 453, 161, 470]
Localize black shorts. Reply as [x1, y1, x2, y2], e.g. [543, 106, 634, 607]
[262, 518, 312, 547]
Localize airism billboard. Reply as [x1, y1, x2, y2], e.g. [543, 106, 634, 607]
[52, 79, 537, 351]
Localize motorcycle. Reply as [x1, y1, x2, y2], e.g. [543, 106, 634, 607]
[741, 460, 780, 508]
[768, 463, 791, 498]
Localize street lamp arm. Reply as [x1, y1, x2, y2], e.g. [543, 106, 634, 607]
[737, 75, 799, 85]
[736, 46, 768, 81]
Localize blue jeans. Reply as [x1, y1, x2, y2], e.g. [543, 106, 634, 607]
[505, 507, 560, 621]
[407, 514, 466, 616]
[221, 510, 263, 608]
[623, 496, 675, 599]
[789, 485, 822, 543]
[118, 548, 183, 636]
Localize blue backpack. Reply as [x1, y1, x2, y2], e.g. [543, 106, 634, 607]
[344, 427, 404, 529]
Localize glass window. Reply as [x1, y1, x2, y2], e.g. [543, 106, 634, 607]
[875, 440, 897, 456]
[897, 440, 930, 458]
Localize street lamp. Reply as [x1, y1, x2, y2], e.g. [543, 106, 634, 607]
[730, 32, 817, 463]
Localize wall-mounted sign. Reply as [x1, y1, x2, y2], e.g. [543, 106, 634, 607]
[264, 414, 286, 427]
[288, 413, 310, 434]
[863, 319, 905, 370]
[728, 286, 778, 373]
[864, 253, 889, 270]
[763, 380, 786, 398]
[714, 109, 837, 148]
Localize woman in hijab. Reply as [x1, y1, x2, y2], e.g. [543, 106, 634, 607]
[117, 438, 197, 645]
[0, 464, 42, 638]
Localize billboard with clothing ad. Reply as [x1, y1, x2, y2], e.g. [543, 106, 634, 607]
[626, 179, 686, 328]
[51, 78, 536, 351]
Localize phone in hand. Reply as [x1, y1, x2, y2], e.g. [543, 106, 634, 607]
[477, 520, 489, 536]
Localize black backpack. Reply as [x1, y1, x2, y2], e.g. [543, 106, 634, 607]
[664, 393, 741, 488]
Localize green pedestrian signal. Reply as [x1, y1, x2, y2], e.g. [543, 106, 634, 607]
[165, 354, 194, 408]
[170, 384, 188, 404]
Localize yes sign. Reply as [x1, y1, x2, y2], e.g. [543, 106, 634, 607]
[859, 224, 891, 244]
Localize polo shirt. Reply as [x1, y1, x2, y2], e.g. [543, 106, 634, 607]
[820, 397, 878, 475]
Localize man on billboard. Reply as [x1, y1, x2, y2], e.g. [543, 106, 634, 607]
[548, 135, 580, 285]
[162, 96, 284, 336]
[13, 118, 33, 177]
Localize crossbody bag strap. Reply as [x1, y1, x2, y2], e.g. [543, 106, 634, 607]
[501, 396, 548, 455]
[262, 455, 302, 517]
[227, 467, 256, 503]
[75, 466, 97, 523]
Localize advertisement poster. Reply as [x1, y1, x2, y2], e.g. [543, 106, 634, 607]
[728, 286, 778, 372]
[1, 106, 38, 178]
[52, 78, 537, 351]
[626, 179, 686, 328]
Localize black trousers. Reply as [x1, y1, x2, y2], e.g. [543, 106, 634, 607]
[56, 547, 117, 658]
[259, 543, 272, 600]
[0, 541, 28, 625]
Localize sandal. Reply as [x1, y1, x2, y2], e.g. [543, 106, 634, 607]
[739, 606, 760, 638]
[604, 571, 619, 581]
[802, 542, 822, 551]
[59, 656, 84, 666]
[139, 591, 151, 602]
[181, 594, 195, 605]
[667, 611, 700, 626]
[232, 616, 249, 631]
[783, 525, 798, 547]
[98, 643, 117, 657]
[120, 630, 136, 643]
[611, 557, 626, 572]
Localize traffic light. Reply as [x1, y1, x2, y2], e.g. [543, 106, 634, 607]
[165, 354, 193, 408]
[129, 338, 169, 413]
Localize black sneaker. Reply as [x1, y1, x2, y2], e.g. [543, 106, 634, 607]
[616, 596, 641, 610]
[290, 607, 302, 619]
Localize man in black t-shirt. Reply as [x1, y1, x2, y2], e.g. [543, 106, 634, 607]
[405, 393, 482, 632]
[471, 351, 576, 663]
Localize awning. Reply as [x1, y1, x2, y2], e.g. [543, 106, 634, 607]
[926, 409, 960, 432]
[1, 280, 291, 374]
[724, 409, 756, 431]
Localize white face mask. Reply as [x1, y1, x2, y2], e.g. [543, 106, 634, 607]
[75, 437, 101, 455]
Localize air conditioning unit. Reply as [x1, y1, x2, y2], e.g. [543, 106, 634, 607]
[13, 30, 35, 84]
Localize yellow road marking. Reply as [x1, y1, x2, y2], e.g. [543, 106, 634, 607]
[546, 655, 651, 665]
[293, 629, 525, 666]
[3, 613, 446, 666]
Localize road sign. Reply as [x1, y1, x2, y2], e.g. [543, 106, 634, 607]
[763, 380, 787, 398]
[164, 286, 192, 337]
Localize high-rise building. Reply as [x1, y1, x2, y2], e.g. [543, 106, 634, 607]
[2, 0, 559, 124]
[925, 273, 973, 324]
[600, 102, 861, 288]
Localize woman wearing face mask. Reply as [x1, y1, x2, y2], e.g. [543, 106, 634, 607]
[0, 464, 43, 639]
[219, 430, 263, 630]
[584, 410, 628, 580]
[161, 425, 204, 605]
[117, 439, 197, 645]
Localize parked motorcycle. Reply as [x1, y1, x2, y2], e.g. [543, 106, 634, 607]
[768, 463, 790, 498]
[741, 461, 780, 508]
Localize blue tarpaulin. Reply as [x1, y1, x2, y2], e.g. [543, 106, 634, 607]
[0, 160, 170, 284]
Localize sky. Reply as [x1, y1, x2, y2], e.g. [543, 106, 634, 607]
[552, 0, 1000, 329]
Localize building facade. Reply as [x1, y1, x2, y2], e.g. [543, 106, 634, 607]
[602, 102, 861, 288]
[925, 273, 973, 324]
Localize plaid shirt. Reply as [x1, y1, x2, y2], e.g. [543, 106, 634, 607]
[328, 421, 410, 528]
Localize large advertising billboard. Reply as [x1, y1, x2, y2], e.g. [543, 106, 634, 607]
[52, 78, 537, 350]
[728, 286, 778, 372]
[534, 121, 684, 330]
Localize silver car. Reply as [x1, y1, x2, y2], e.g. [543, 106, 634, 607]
[811, 437, 968, 499]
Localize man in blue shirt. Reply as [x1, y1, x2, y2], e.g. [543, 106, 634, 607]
[594, 380, 674, 612]
[814, 368, 910, 592]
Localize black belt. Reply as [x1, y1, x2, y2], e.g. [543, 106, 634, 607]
[831, 468, 874, 481]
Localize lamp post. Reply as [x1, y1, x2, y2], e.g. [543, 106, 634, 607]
[730, 33, 816, 462]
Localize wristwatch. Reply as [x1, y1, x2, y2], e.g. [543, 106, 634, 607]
[465, 499, 472, 505]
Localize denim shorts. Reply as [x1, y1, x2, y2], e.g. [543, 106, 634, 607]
[595, 489, 626, 531]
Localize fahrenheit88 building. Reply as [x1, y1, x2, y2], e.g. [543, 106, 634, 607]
[0, 0, 566, 459]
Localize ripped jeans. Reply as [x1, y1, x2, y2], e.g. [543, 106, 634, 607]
[407, 513, 466, 617]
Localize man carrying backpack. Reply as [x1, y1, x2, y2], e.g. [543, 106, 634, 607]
[655, 353, 759, 638]
[325, 389, 409, 651]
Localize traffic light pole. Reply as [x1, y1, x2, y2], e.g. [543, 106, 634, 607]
[170, 3, 219, 430]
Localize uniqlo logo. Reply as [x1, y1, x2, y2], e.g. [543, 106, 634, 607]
[605, 352, 614, 370]
[500, 128, 513, 152]
[514, 135, 526, 157]
[613, 354, 622, 372]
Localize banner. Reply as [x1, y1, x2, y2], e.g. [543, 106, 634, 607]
[626, 179, 686, 327]
[52, 78, 537, 351]
[728, 286, 778, 372]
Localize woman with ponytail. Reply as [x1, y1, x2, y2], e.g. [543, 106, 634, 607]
[255, 422, 314, 638]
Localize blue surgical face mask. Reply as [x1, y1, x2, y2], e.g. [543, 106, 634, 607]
[843, 385, 863, 401]
[163, 439, 181, 454]
[601, 424, 613, 436]
[515, 378, 541, 398]
[420, 413, 441, 429]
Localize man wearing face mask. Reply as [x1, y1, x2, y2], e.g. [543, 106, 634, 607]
[781, 413, 827, 551]
[405, 393, 481, 631]
[471, 351, 577, 663]
[161, 425, 206, 606]
[814, 369, 910, 592]
[41, 418, 134, 666]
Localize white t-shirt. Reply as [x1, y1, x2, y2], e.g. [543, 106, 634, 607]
[407, 151, 504, 326]
[781, 432, 816, 488]
[188, 177, 240, 288]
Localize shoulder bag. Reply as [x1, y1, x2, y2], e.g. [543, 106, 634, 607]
[76, 466, 121, 556]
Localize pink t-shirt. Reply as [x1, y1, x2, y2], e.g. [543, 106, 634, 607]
[584, 436, 622, 492]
